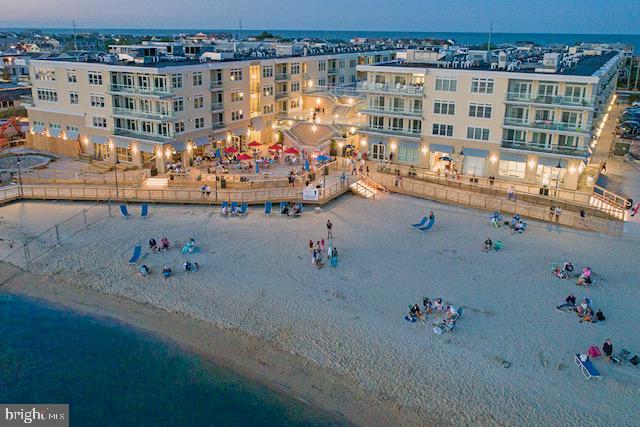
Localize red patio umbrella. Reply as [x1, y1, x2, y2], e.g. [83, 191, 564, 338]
[269, 143, 283, 150]
[284, 147, 299, 155]
[237, 153, 253, 161]
[224, 146, 238, 154]
[248, 140, 261, 147]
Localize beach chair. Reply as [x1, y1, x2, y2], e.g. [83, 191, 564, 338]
[299, 203, 304, 213]
[120, 204, 130, 217]
[418, 218, 435, 231]
[220, 201, 228, 215]
[264, 201, 272, 216]
[231, 201, 238, 212]
[411, 217, 428, 228]
[574, 353, 602, 380]
[128, 245, 142, 264]
[279, 201, 287, 215]
[239, 202, 248, 215]
[140, 203, 149, 218]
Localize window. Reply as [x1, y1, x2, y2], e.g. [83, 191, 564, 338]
[195, 117, 205, 129]
[471, 78, 494, 94]
[349, 59, 357, 68]
[318, 78, 326, 86]
[173, 98, 184, 112]
[466, 127, 490, 141]
[498, 160, 526, 178]
[194, 95, 204, 109]
[231, 110, 243, 121]
[262, 86, 273, 97]
[90, 94, 105, 108]
[564, 84, 586, 102]
[503, 129, 526, 142]
[290, 99, 300, 109]
[433, 100, 455, 115]
[410, 120, 422, 133]
[463, 155, 486, 176]
[92, 117, 107, 128]
[262, 66, 273, 78]
[192, 72, 203, 86]
[230, 69, 243, 81]
[398, 144, 418, 163]
[67, 70, 77, 83]
[391, 117, 404, 130]
[537, 82, 558, 97]
[66, 125, 79, 133]
[338, 59, 345, 69]
[318, 61, 326, 72]
[290, 81, 300, 92]
[263, 104, 274, 114]
[468, 103, 492, 118]
[33, 120, 45, 127]
[369, 116, 384, 128]
[158, 123, 170, 137]
[172, 74, 183, 89]
[175, 121, 185, 133]
[230, 91, 244, 102]
[291, 63, 300, 75]
[88, 71, 103, 85]
[432, 123, 453, 137]
[558, 135, 578, 147]
[49, 123, 61, 130]
[34, 67, 55, 81]
[36, 89, 58, 102]
[69, 92, 79, 105]
[435, 77, 457, 92]
[141, 121, 153, 133]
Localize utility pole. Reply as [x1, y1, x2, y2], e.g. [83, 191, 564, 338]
[487, 20, 493, 57]
[238, 18, 242, 42]
[72, 20, 78, 51]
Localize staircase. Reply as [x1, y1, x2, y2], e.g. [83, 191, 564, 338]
[350, 180, 378, 199]
[144, 176, 169, 188]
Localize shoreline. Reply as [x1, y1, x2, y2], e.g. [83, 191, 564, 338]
[0, 262, 409, 427]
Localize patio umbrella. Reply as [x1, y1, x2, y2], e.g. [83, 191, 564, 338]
[224, 146, 238, 154]
[255, 161, 259, 174]
[248, 140, 261, 147]
[269, 143, 283, 151]
[438, 156, 453, 162]
[237, 153, 253, 161]
[284, 147, 299, 155]
[316, 155, 331, 162]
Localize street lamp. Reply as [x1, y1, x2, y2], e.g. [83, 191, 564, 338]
[15, 154, 23, 197]
[114, 157, 119, 199]
[554, 159, 562, 197]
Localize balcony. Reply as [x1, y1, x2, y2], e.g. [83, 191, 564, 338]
[505, 92, 595, 109]
[211, 102, 224, 112]
[357, 82, 424, 96]
[114, 128, 174, 143]
[359, 125, 422, 139]
[212, 122, 226, 130]
[501, 139, 590, 158]
[327, 67, 339, 74]
[503, 117, 591, 135]
[210, 80, 224, 90]
[275, 91, 288, 100]
[111, 107, 173, 122]
[275, 73, 289, 81]
[108, 84, 172, 98]
[360, 105, 423, 118]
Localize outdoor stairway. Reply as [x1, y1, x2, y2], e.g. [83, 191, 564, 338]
[350, 180, 378, 199]
[144, 177, 169, 188]
[589, 195, 626, 220]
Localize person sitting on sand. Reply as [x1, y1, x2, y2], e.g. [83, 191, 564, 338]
[293, 203, 302, 216]
[183, 261, 192, 272]
[433, 298, 444, 312]
[514, 221, 525, 233]
[148, 238, 157, 252]
[222, 204, 230, 217]
[160, 237, 170, 251]
[580, 306, 595, 323]
[162, 265, 172, 278]
[576, 267, 592, 286]
[192, 262, 199, 272]
[446, 305, 459, 319]
[413, 304, 425, 321]
[556, 293, 576, 310]
[493, 240, 502, 251]
[423, 297, 432, 313]
[553, 265, 567, 279]
[482, 238, 493, 252]
[231, 204, 240, 216]
[563, 262, 574, 276]
[596, 309, 605, 322]
[510, 214, 521, 228]
[139, 264, 150, 277]
[490, 216, 501, 228]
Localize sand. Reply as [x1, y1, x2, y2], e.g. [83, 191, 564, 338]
[1, 195, 640, 426]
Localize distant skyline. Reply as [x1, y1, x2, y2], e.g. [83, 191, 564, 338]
[1, 0, 639, 35]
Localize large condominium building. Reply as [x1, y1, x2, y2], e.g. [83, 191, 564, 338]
[357, 48, 622, 190]
[25, 47, 395, 172]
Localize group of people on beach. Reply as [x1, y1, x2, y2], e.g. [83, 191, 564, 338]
[552, 262, 593, 286]
[490, 211, 527, 233]
[281, 202, 302, 217]
[309, 220, 337, 269]
[404, 297, 462, 334]
[138, 237, 200, 278]
[556, 294, 605, 324]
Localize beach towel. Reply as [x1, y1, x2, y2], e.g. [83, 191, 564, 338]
[588, 346, 602, 358]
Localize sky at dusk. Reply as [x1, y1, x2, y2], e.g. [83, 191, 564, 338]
[2, 0, 639, 34]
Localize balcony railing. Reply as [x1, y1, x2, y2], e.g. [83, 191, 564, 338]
[109, 84, 172, 97]
[210, 80, 224, 90]
[112, 107, 173, 121]
[211, 102, 224, 111]
[360, 125, 422, 138]
[212, 122, 226, 130]
[357, 82, 424, 96]
[275, 73, 289, 81]
[114, 128, 174, 143]
[503, 117, 591, 134]
[303, 84, 362, 98]
[501, 139, 590, 157]
[361, 106, 423, 117]
[275, 91, 288, 100]
[505, 92, 594, 108]
[327, 67, 339, 74]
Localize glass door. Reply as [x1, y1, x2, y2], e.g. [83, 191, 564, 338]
[371, 143, 385, 161]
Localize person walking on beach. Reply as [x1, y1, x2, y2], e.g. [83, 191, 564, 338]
[320, 238, 325, 253]
[603, 339, 613, 361]
[554, 206, 562, 223]
[326, 220, 333, 239]
[308, 240, 314, 252]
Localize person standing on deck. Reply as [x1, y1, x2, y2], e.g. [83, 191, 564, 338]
[554, 206, 562, 223]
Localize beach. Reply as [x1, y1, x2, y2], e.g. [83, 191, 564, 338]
[1, 195, 640, 426]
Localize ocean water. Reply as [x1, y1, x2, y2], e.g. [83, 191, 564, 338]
[0, 293, 346, 427]
[2, 27, 639, 51]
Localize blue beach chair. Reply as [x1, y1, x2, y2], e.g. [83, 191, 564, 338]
[279, 201, 287, 215]
[128, 245, 142, 264]
[140, 203, 149, 218]
[239, 202, 248, 215]
[418, 218, 435, 231]
[574, 353, 602, 380]
[264, 201, 272, 216]
[411, 217, 428, 228]
[120, 204, 130, 217]
[231, 201, 238, 212]
[220, 201, 228, 215]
